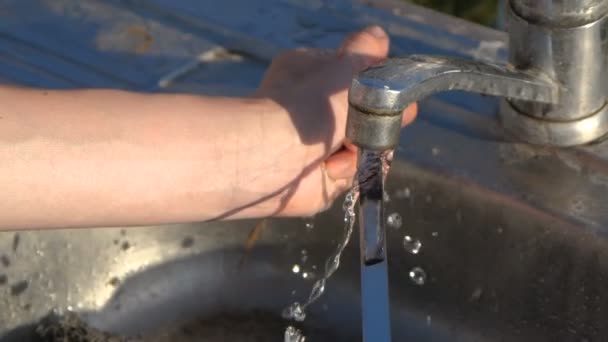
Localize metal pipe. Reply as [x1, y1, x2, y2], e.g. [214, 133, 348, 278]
[357, 150, 388, 264]
[507, 2, 608, 121]
[510, 0, 608, 26]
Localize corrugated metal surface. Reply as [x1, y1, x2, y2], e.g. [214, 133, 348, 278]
[0, 0, 506, 96]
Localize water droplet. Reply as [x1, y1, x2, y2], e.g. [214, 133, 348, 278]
[431, 147, 440, 156]
[387, 213, 402, 229]
[431, 231, 439, 237]
[403, 236, 422, 254]
[67, 305, 74, 311]
[395, 187, 411, 199]
[292, 264, 301, 274]
[383, 191, 390, 202]
[35, 249, 44, 257]
[470, 287, 483, 301]
[497, 226, 504, 234]
[301, 249, 308, 263]
[304, 220, 314, 231]
[282, 302, 306, 322]
[291, 290, 297, 296]
[409, 267, 427, 286]
[284, 325, 306, 342]
[302, 272, 308, 279]
[571, 198, 585, 213]
[426, 315, 432, 326]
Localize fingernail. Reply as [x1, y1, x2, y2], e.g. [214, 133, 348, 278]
[364, 25, 386, 39]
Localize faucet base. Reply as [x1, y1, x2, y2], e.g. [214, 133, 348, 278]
[499, 100, 608, 146]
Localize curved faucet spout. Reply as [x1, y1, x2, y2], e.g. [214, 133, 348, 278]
[349, 55, 558, 115]
[346, 55, 559, 150]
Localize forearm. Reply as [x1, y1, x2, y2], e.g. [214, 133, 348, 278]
[0, 86, 300, 230]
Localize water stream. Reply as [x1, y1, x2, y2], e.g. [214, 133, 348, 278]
[283, 149, 394, 341]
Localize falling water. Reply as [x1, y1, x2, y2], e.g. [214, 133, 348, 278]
[282, 189, 359, 323]
[283, 150, 393, 339]
[284, 326, 306, 342]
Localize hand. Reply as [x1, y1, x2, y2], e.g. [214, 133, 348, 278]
[255, 26, 417, 217]
[0, 26, 416, 228]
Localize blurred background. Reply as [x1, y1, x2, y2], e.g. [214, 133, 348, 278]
[408, 0, 501, 27]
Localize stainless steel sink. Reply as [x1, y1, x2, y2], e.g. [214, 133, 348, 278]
[2, 117, 608, 340]
[2, 0, 608, 341]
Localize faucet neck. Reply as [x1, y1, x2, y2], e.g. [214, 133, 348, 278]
[500, 0, 608, 145]
[510, 0, 608, 26]
[507, 0, 608, 122]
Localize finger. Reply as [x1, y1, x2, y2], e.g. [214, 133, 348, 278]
[402, 103, 418, 126]
[325, 148, 357, 181]
[344, 139, 358, 152]
[330, 177, 352, 198]
[338, 25, 390, 73]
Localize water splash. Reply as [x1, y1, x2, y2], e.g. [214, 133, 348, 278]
[282, 190, 357, 321]
[284, 325, 306, 342]
[283, 150, 393, 326]
[403, 235, 422, 254]
[395, 187, 411, 199]
[409, 267, 427, 286]
[386, 213, 402, 229]
[383, 191, 390, 202]
[300, 249, 308, 263]
[304, 220, 315, 231]
[282, 303, 306, 322]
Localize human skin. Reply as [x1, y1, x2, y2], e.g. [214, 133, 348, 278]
[0, 26, 416, 230]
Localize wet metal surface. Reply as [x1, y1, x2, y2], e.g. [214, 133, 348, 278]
[1, 0, 608, 341]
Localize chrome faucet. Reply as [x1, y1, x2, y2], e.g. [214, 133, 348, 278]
[348, 2, 608, 341]
[347, 0, 608, 149]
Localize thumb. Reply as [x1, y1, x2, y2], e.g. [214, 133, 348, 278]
[338, 26, 390, 73]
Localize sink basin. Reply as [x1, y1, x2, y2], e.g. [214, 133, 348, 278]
[2, 0, 608, 341]
[2, 121, 608, 341]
